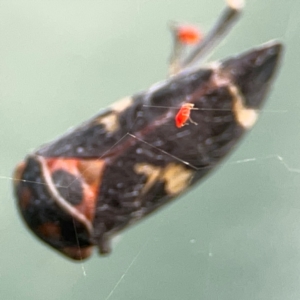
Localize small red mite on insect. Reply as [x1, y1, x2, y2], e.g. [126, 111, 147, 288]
[175, 103, 197, 128]
[177, 25, 202, 45]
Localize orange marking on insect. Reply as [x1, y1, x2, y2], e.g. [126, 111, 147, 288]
[175, 103, 198, 128]
[177, 25, 202, 45]
[37, 223, 61, 240]
[45, 158, 105, 221]
[46, 158, 79, 175]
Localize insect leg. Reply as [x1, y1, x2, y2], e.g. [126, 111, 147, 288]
[182, 0, 244, 69]
[188, 116, 198, 126]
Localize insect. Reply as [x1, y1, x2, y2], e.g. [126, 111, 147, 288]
[175, 103, 197, 128]
[14, 0, 282, 260]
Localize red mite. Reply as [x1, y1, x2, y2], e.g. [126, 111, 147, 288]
[176, 25, 202, 45]
[175, 103, 197, 128]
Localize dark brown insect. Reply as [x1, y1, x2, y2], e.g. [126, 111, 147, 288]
[14, 0, 283, 260]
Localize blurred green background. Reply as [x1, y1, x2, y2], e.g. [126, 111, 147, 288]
[0, 0, 298, 299]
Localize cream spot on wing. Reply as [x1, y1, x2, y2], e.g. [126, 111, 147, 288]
[77, 160, 106, 186]
[134, 162, 194, 196]
[229, 84, 258, 129]
[134, 163, 161, 195]
[162, 163, 194, 195]
[98, 113, 119, 132]
[93, 96, 133, 133]
[111, 96, 133, 113]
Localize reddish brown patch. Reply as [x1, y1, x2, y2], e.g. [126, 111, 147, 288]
[13, 161, 26, 188]
[37, 223, 61, 240]
[18, 186, 33, 210]
[46, 158, 79, 175]
[78, 160, 105, 186]
[61, 246, 93, 260]
[76, 160, 106, 221]
[45, 158, 106, 222]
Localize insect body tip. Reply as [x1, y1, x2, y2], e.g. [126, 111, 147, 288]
[222, 40, 283, 110]
[261, 40, 283, 54]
